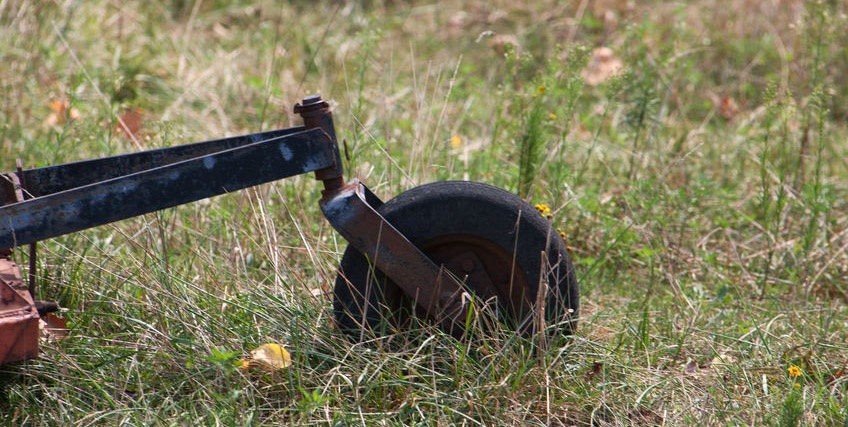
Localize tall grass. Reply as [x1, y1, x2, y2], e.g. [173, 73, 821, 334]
[1, 1, 847, 425]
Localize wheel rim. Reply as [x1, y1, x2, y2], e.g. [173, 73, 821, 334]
[382, 234, 533, 331]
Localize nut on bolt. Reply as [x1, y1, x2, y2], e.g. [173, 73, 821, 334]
[294, 95, 329, 115]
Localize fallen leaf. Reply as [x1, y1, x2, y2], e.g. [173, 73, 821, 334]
[684, 360, 699, 375]
[825, 368, 846, 386]
[719, 96, 739, 120]
[630, 407, 664, 425]
[309, 286, 331, 298]
[449, 11, 468, 31]
[42, 313, 68, 341]
[711, 352, 736, 371]
[240, 343, 292, 372]
[582, 47, 623, 86]
[585, 361, 603, 381]
[115, 107, 145, 140]
[487, 34, 521, 56]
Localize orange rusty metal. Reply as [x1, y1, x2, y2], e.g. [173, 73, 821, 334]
[319, 179, 471, 335]
[0, 251, 40, 364]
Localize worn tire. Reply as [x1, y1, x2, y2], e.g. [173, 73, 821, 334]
[333, 181, 578, 338]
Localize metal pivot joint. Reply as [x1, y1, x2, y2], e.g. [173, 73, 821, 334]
[295, 95, 344, 191]
[293, 96, 472, 332]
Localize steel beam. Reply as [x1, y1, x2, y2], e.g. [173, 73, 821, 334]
[0, 127, 337, 248]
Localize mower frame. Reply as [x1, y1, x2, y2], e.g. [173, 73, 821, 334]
[0, 95, 470, 365]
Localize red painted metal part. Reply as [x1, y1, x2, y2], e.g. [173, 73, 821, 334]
[0, 250, 39, 364]
[0, 170, 40, 365]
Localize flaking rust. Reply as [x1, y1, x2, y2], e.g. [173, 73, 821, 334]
[0, 251, 39, 364]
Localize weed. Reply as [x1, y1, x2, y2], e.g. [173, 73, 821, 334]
[516, 85, 547, 199]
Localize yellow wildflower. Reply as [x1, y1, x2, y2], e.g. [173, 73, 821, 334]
[450, 134, 462, 148]
[548, 113, 557, 120]
[534, 203, 552, 219]
[538, 85, 545, 94]
[787, 365, 802, 378]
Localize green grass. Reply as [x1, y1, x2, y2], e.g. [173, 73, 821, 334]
[2, 0, 847, 425]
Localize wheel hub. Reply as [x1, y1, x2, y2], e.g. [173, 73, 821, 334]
[382, 234, 533, 330]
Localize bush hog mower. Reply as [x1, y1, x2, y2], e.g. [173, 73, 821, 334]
[0, 95, 578, 365]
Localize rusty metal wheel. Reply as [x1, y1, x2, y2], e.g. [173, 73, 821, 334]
[333, 181, 578, 338]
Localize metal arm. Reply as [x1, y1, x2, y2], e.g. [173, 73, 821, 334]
[0, 127, 337, 248]
[12, 127, 307, 198]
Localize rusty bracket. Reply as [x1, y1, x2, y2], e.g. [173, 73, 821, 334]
[319, 179, 471, 333]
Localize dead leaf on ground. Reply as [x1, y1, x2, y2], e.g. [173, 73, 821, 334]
[583, 47, 623, 86]
[487, 34, 521, 56]
[630, 407, 664, 425]
[684, 359, 699, 375]
[449, 11, 468, 31]
[239, 343, 292, 373]
[710, 352, 736, 373]
[585, 361, 604, 381]
[825, 368, 846, 386]
[719, 96, 739, 120]
[115, 107, 145, 140]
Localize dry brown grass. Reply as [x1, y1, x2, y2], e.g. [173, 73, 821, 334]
[1, 0, 846, 425]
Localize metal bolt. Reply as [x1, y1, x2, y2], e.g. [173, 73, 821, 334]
[294, 94, 327, 115]
[301, 94, 323, 105]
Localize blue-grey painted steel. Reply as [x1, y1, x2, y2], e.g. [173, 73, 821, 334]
[18, 127, 306, 198]
[0, 127, 336, 248]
